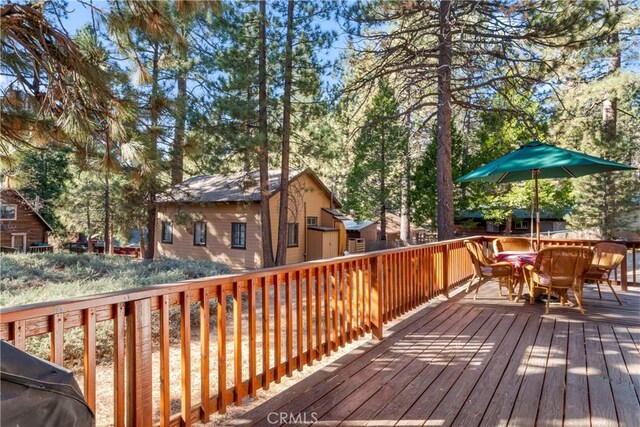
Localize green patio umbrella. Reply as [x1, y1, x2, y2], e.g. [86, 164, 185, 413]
[455, 141, 637, 246]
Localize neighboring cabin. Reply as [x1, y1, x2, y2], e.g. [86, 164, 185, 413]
[345, 212, 431, 251]
[455, 208, 569, 236]
[156, 169, 345, 270]
[0, 189, 52, 252]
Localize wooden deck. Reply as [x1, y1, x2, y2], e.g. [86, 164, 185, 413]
[229, 281, 640, 426]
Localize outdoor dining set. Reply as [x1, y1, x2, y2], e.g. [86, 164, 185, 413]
[464, 237, 627, 314]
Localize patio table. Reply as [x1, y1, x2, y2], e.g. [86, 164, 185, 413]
[495, 251, 538, 302]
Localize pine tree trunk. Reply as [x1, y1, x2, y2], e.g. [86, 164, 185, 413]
[172, 68, 186, 185]
[380, 131, 387, 242]
[400, 110, 410, 243]
[258, 0, 274, 267]
[104, 151, 110, 254]
[600, 0, 620, 239]
[144, 42, 160, 260]
[275, 0, 295, 266]
[436, 0, 454, 241]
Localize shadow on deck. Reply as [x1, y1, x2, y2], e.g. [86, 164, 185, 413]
[224, 281, 640, 426]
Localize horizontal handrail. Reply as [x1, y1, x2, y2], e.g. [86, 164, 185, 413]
[0, 236, 478, 427]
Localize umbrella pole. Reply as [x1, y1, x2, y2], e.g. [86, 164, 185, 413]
[534, 169, 540, 249]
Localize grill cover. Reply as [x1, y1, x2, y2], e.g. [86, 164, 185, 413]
[0, 340, 94, 426]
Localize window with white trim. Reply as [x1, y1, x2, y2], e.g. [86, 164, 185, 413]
[231, 223, 246, 249]
[0, 204, 16, 220]
[193, 222, 207, 246]
[287, 223, 299, 247]
[161, 221, 173, 243]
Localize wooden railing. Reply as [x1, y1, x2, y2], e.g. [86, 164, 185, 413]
[0, 237, 476, 427]
[479, 236, 639, 290]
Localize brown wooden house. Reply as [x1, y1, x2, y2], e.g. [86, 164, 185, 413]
[156, 169, 346, 270]
[0, 189, 53, 252]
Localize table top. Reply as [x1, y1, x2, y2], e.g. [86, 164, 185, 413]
[495, 251, 538, 266]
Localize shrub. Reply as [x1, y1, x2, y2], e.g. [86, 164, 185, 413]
[1, 253, 231, 364]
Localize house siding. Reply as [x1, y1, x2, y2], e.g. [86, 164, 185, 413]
[156, 202, 263, 270]
[268, 174, 334, 264]
[156, 171, 336, 270]
[0, 190, 48, 249]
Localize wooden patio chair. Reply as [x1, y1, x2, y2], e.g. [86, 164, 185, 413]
[493, 237, 534, 254]
[522, 246, 594, 314]
[464, 240, 515, 300]
[585, 242, 626, 305]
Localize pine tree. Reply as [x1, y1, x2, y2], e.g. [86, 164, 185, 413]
[344, 0, 618, 240]
[345, 80, 405, 240]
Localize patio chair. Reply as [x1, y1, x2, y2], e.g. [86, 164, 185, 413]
[464, 240, 515, 300]
[522, 246, 594, 314]
[493, 237, 535, 254]
[585, 242, 626, 305]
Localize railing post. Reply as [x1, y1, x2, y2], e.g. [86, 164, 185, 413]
[371, 255, 384, 340]
[126, 298, 153, 427]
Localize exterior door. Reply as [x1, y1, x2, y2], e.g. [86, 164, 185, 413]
[12, 233, 27, 252]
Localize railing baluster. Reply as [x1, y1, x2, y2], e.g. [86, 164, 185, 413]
[296, 270, 304, 369]
[159, 295, 170, 427]
[274, 274, 282, 383]
[233, 282, 243, 404]
[339, 263, 346, 347]
[181, 291, 192, 427]
[314, 267, 322, 361]
[248, 279, 258, 397]
[217, 286, 227, 414]
[324, 265, 331, 356]
[348, 261, 355, 342]
[305, 269, 313, 366]
[331, 264, 339, 351]
[114, 303, 125, 427]
[285, 272, 293, 377]
[261, 276, 271, 390]
[200, 288, 211, 422]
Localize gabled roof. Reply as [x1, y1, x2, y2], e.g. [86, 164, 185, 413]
[0, 189, 54, 231]
[158, 168, 341, 207]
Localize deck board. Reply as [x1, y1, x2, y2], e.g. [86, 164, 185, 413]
[227, 281, 640, 427]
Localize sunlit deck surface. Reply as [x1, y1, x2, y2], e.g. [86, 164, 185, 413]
[230, 281, 640, 426]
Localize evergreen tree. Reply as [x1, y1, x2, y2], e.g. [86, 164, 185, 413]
[553, 0, 639, 238]
[345, 80, 405, 240]
[344, 0, 618, 240]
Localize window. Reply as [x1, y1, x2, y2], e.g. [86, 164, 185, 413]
[161, 221, 173, 243]
[287, 223, 299, 247]
[306, 216, 318, 226]
[231, 223, 246, 249]
[193, 222, 207, 246]
[0, 205, 16, 220]
[514, 220, 529, 230]
[486, 222, 501, 233]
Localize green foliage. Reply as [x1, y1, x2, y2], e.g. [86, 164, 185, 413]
[458, 92, 573, 224]
[0, 252, 229, 307]
[411, 124, 465, 227]
[1, 252, 229, 364]
[13, 145, 71, 230]
[345, 80, 405, 222]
